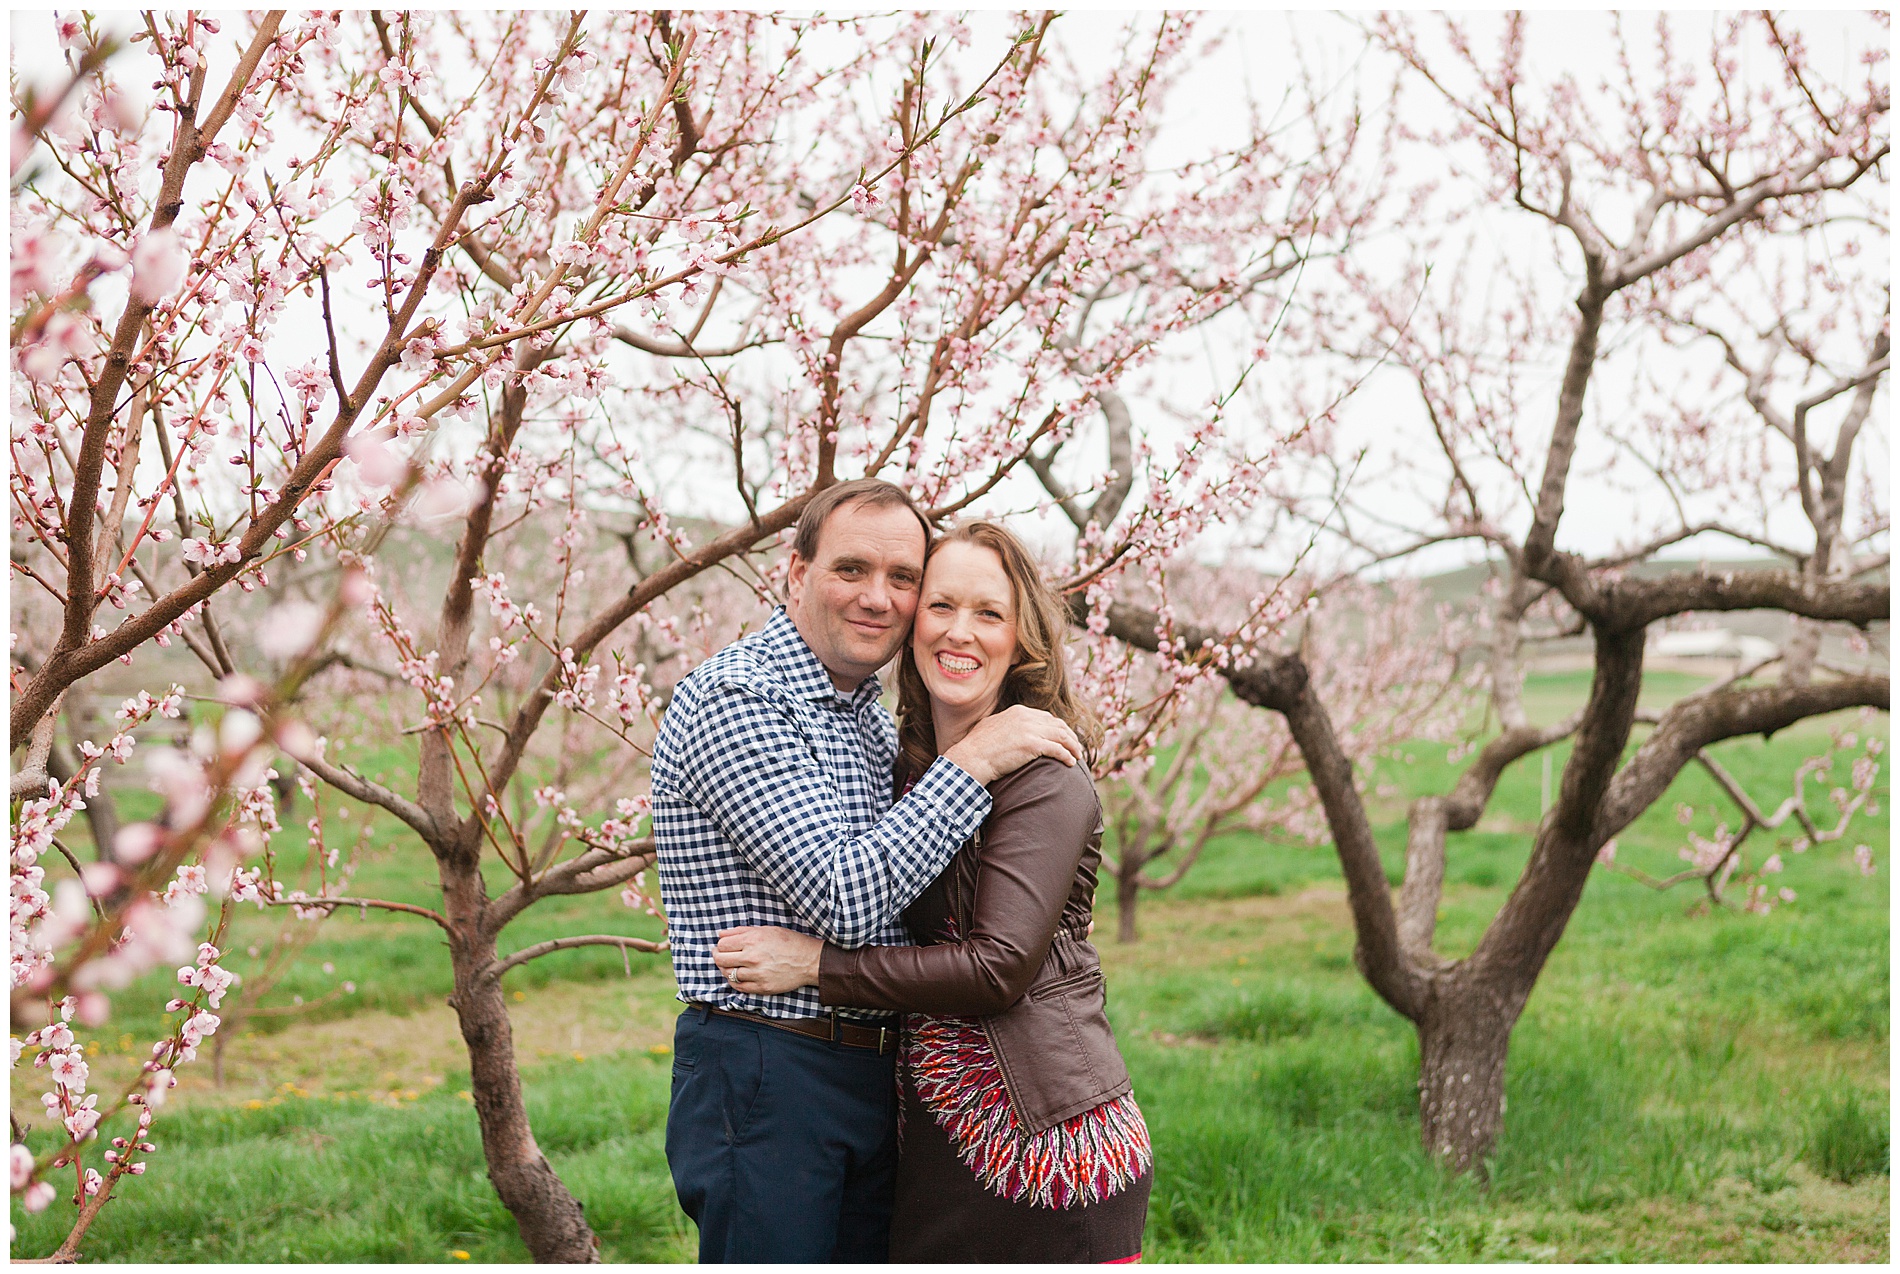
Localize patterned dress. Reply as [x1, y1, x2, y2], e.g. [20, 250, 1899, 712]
[889, 920, 1152, 1263]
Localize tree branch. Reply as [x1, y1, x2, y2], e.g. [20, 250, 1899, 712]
[1595, 673, 1890, 841]
[297, 751, 440, 842]
[486, 933, 667, 984]
[483, 842, 655, 937]
[1396, 713, 1581, 954]
[268, 894, 452, 933]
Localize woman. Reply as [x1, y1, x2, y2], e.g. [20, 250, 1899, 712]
[714, 521, 1151, 1263]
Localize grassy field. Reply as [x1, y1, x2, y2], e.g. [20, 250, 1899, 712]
[11, 674, 1889, 1262]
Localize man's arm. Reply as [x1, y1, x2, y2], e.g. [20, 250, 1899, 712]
[671, 680, 990, 946]
[814, 760, 1094, 1014]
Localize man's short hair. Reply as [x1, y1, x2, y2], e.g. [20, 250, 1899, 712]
[792, 478, 932, 561]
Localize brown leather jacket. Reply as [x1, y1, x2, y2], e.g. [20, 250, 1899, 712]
[817, 757, 1133, 1133]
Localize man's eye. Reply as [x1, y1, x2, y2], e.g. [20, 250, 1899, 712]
[892, 576, 919, 590]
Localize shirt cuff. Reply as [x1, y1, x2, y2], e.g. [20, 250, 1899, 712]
[909, 754, 993, 832]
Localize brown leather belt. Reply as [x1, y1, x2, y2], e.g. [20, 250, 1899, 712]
[705, 1006, 897, 1055]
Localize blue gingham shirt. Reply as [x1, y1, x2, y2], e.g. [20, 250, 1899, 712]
[651, 608, 992, 1021]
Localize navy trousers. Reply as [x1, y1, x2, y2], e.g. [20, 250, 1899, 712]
[666, 1007, 899, 1263]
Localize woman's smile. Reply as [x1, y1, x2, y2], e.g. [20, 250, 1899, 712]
[935, 650, 981, 676]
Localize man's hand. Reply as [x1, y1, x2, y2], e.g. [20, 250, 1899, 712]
[714, 926, 824, 995]
[941, 704, 1083, 785]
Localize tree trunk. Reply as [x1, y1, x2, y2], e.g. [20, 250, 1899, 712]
[1116, 855, 1143, 943]
[450, 943, 600, 1262]
[440, 857, 599, 1263]
[1414, 978, 1522, 1174]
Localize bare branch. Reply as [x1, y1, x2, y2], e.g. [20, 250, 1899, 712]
[1595, 672, 1890, 841]
[487, 933, 667, 983]
[483, 843, 656, 937]
[297, 751, 441, 842]
[1396, 713, 1581, 954]
[268, 894, 452, 933]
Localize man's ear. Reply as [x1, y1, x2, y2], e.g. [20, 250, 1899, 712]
[785, 552, 808, 612]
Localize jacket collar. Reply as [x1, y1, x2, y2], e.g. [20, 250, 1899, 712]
[758, 607, 884, 708]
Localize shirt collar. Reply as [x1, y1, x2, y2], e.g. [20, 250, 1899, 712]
[758, 608, 884, 708]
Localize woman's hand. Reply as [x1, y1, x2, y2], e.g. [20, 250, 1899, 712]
[713, 926, 824, 996]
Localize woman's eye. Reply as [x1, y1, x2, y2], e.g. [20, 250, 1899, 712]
[928, 601, 952, 612]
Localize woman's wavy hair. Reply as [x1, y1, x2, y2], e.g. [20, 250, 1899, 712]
[894, 521, 1102, 789]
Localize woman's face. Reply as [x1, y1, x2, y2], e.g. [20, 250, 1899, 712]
[912, 541, 1019, 720]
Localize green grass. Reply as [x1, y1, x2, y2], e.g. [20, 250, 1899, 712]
[1807, 1091, 1891, 1185]
[11, 675, 1888, 1261]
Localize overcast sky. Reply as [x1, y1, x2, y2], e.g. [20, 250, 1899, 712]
[12, 11, 1887, 577]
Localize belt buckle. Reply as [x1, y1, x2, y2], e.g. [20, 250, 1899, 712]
[877, 1026, 891, 1055]
[826, 1008, 840, 1043]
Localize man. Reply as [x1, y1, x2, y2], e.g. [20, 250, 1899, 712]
[650, 477, 1082, 1263]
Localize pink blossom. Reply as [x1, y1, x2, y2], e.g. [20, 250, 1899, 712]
[180, 1010, 220, 1048]
[257, 601, 324, 660]
[10, 1142, 33, 1189]
[65, 1094, 102, 1140]
[130, 228, 188, 304]
[274, 719, 318, 761]
[415, 477, 474, 522]
[345, 431, 406, 487]
[163, 864, 208, 906]
[49, 1048, 89, 1092]
[113, 822, 165, 865]
[181, 538, 242, 567]
[80, 861, 121, 897]
[75, 992, 109, 1027]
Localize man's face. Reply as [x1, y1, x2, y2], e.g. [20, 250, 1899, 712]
[787, 499, 927, 691]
